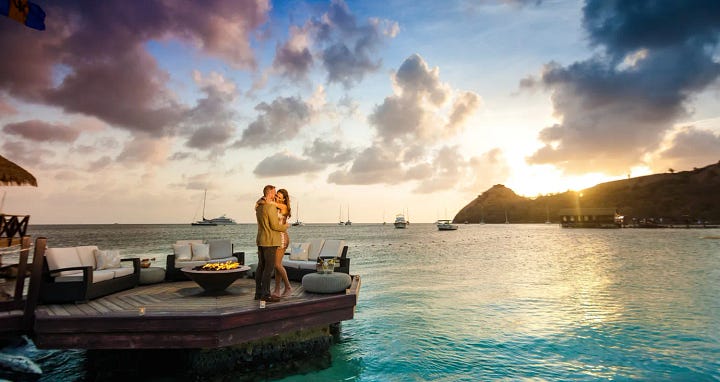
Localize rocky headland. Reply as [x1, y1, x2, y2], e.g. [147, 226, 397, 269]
[454, 162, 720, 224]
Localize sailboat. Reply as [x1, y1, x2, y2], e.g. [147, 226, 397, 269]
[191, 190, 217, 226]
[345, 205, 352, 225]
[545, 205, 551, 224]
[292, 201, 303, 226]
[338, 205, 344, 225]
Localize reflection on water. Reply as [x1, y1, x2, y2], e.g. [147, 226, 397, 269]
[24, 223, 720, 381]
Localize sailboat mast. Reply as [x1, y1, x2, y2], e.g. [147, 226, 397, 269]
[202, 189, 207, 220]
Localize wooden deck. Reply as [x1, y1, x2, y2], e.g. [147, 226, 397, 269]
[32, 275, 361, 350]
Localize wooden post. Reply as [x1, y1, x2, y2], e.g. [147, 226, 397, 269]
[24, 237, 46, 331]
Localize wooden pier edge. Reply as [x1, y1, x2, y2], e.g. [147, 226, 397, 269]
[32, 274, 362, 350]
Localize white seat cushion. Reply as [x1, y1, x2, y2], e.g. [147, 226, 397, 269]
[46, 247, 84, 276]
[91, 270, 116, 283]
[319, 240, 345, 258]
[282, 258, 318, 270]
[307, 239, 325, 261]
[76, 246, 99, 268]
[55, 269, 115, 283]
[289, 243, 310, 261]
[207, 239, 232, 260]
[112, 267, 135, 278]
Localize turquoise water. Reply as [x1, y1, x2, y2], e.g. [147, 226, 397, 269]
[17, 224, 720, 380]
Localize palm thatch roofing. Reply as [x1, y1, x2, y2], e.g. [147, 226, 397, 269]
[0, 155, 37, 187]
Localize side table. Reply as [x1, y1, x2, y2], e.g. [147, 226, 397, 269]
[302, 272, 351, 293]
[139, 267, 166, 285]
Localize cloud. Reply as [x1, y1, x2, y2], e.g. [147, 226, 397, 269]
[655, 127, 720, 170]
[414, 146, 468, 193]
[235, 96, 312, 148]
[273, 25, 314, 81]
[370, 54, 480, 144]
[327, 145, 404, 185]
[303, 138, 355, 164]
[526, 0, 720, 175]
[117, 136, 171, 165]
[3, 120, 81, 143]
[329, 54, 483, 189]
[0, 0, 270, 137]
[253, 151, 324, 177]
[183, 71, 238, 150]
[1, 140, 52, 167]
[272, 0, 398, 87]
[0, 99, 16, 116]
[88, 156, 113, 172]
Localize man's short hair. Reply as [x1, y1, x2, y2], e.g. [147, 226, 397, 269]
[263, 185, 275, 196]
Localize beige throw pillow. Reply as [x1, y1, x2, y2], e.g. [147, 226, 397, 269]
[94, 249, 121, 270]
[173, 244, 192, 261]
[289, 243, 310, 261]
[191, 243, 210, 261]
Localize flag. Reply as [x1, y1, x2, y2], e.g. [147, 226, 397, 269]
[1, 0, 45, 31]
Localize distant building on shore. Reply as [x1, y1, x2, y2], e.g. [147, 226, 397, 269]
[558, 207, 621, 228]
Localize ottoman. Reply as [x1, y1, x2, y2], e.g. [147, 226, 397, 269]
[139, 267, 166, 285]
[302, 272, 351, 294]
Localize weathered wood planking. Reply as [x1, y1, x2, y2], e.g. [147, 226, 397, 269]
[33, 276, 361, 349]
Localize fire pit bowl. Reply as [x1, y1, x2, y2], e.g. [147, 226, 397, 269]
[181, 265, 250, 293]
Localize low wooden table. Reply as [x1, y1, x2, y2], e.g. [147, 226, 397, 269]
[181, 265, 250, 293]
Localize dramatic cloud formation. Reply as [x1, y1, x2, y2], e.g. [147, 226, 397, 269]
[272, 0, 398, 87]
[0, 0, 269, 139]
[329, 54, 483, 189]
[525, 0, 720, 174]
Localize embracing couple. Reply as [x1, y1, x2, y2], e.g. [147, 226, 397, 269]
[254, 184, 293, 303]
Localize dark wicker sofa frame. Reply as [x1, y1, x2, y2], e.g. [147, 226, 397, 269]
[39, 257, 140, 303]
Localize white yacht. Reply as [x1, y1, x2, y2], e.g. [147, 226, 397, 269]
[394, 214, 408, 229]
[436, 219, 458, 231]
[207, 215, 237, 225]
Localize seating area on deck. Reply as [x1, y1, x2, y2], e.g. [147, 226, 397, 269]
[281, 239, 350, 281]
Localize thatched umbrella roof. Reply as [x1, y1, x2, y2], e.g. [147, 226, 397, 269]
[0, 155, 37, 187]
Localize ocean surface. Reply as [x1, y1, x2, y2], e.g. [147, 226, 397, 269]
[8, 223, 720, 381]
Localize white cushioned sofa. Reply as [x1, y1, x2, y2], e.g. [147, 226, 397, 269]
[166, 239, 245, 281]
[40, 245, 140, 303]
[281, 239, 350, 281]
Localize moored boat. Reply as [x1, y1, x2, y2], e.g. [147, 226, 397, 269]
[394, 214, 407, 229]
[207, 215, 237, 225]
[436, 219, 458, 231]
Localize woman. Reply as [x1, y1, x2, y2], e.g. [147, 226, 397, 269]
[272, 189, 293, 297]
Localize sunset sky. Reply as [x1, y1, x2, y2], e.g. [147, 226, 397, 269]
[1, 0, 719, 224]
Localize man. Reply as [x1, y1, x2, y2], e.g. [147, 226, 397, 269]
[255, 184, 288, 302]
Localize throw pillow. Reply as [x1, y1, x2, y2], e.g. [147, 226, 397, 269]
[173, 244, 192, 261]
[289, 243, 310, 261]
[191, 243, 210, 261]
[94, 249, 121, 270]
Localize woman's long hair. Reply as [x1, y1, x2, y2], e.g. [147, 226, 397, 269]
[277, 189, 291, 218]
